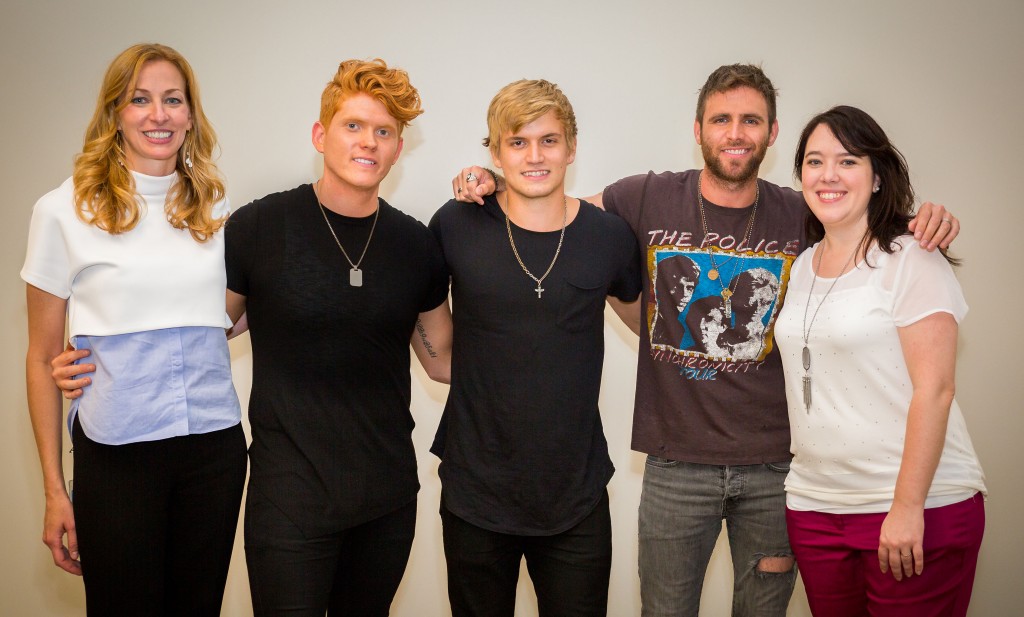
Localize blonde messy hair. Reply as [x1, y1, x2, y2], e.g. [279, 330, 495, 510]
[320, 58, 423, 133]
[72, 43, 225, 242]
[483, 79, 577, 156]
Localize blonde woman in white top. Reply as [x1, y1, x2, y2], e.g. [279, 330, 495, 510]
[774, 105, 985, 617]
[22, 43, 245, 615]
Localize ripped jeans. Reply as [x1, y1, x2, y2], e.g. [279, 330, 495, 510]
[638, 458, 797, 617]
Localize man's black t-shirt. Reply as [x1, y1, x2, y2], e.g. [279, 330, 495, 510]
[226, 184, 448, 536]
[429, 195, 641, 535]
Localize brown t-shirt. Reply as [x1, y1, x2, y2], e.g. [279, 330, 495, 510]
[604, 170, 809, 464]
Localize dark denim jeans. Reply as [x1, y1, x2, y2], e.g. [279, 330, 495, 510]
[638, 457, 797, 617]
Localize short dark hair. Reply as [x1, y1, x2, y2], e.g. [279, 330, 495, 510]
[696, 64, 778, 126]
[793, 105, 957, 265]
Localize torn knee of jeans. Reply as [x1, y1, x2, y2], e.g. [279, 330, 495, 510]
[750, 553, 796, 576]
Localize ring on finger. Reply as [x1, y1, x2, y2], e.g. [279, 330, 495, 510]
[466, 172, 478, 182]
[901, 552, 911, 558]
[941, 216, 952, 224]
[457, 188, 463, 193]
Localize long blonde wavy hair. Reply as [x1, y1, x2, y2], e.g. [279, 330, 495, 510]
[73, 43, 225, 242]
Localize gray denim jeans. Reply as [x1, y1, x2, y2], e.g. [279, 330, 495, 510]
[638, 457, 797, 617]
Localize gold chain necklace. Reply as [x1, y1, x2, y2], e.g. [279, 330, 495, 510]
[800, 239, 860, 412]
[314, 180, 379, 287]
[696, 172, 758, 320]
[503, 193, 567, 299]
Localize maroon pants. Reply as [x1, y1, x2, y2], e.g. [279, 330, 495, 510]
[786, 494, 984, 617]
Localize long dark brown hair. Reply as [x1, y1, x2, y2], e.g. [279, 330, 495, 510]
[794, 105, 957, 265]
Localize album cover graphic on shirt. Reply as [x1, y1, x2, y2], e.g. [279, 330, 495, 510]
[647, 247, 794, 363]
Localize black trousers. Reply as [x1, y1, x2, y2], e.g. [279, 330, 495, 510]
[244, 490, 416, 617]
[72, 420, 247, 617]
[441, 490, 612, 617]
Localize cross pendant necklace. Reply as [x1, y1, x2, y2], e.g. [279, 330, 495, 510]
[503, 194, 567, 299]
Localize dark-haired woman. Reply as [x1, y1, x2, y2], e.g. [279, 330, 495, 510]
[774, 105, 986, 617]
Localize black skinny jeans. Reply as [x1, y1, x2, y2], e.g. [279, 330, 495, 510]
[244, 491, 417, 617]
[72, 419, 247, 616]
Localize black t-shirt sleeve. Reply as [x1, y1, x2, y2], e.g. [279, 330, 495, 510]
[428, 202, 454, 280]
[607, 218, 643, 302]
[418, 221, 451, 312]
[224, 202, 259, 296]
[427, 207, 443, 248]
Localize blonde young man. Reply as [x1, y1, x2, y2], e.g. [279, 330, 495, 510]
[428, 80, 641, 616]
[53, 59, 453, 617]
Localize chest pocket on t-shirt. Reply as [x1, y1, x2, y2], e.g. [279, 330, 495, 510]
[556, 273, 608, 333]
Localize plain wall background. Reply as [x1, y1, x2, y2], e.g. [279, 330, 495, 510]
[2, 0, 1021, 614]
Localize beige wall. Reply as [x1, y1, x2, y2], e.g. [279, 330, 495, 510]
[2, 0, 1021, 614]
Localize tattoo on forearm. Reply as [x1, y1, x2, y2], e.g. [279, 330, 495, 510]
[416, 319, 438, 358]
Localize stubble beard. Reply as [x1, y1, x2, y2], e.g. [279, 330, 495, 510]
[701, 136, 769, 190]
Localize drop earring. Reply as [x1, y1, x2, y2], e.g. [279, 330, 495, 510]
[183, 130, 194, 169]
[115, 133, 127, 167]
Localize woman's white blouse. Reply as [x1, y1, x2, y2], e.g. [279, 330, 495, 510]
[21, 172, 239, 445]
[21, 172, 231, 336]
[774, 236, 986, 513]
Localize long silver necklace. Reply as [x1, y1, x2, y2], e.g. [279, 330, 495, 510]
[697, 173, 758, 320]
[503, 193, 567, 298]
[314, 180, 379, 287]
[800, 239, 859, 412]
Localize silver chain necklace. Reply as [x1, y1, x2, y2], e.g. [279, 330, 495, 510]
[800, 239, 860, 412]
[503, 193, 567, 298]
[697, 172, 758, 320]
[314, 180, 379, 287]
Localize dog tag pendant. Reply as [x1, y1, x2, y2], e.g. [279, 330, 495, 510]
[350, 268, 363, 287]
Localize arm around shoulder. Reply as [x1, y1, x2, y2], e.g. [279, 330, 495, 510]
[452, 166, 503, 204]
[908, 201, 960, 250]
[225, 290, 248, 340]
[584, 191, 605, 210]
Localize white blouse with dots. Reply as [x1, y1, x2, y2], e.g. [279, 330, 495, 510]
[775, 235, 986, 514]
